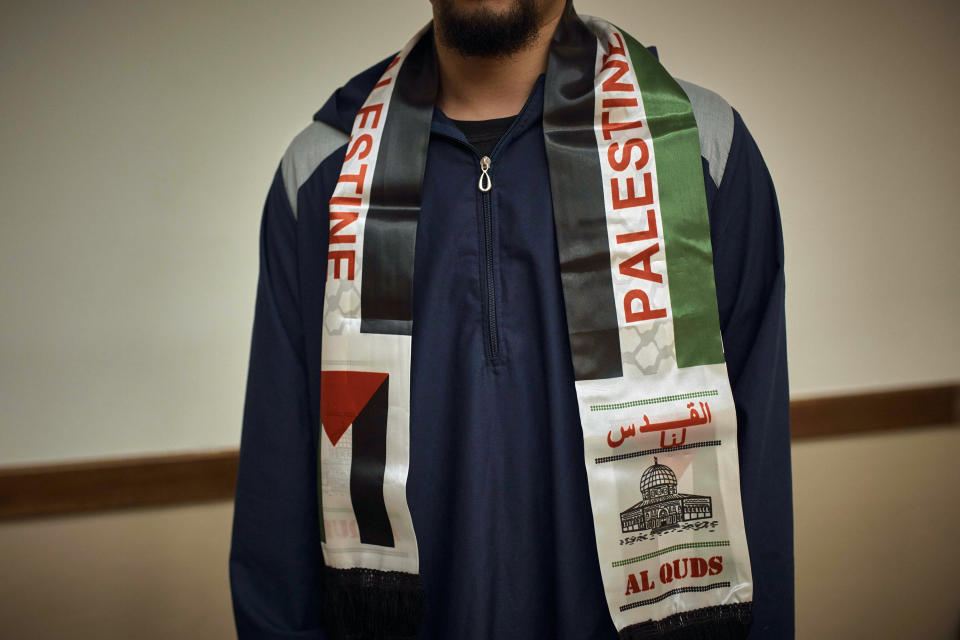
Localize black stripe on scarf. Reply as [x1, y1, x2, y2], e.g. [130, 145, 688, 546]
[361, 26, 438, 336]
[543, 2, 624, 382]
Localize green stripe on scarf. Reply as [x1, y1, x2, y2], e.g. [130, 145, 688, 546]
[619, 29, 725, 368]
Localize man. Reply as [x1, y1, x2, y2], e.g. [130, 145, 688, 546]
[230, 0, 793, 638]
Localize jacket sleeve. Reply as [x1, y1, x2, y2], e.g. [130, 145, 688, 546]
[229, 163, 326, 639]
[710, 109, 795, 639]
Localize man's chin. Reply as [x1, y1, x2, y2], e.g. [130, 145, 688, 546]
[447, 0, 519, 9]
[433, 0, 541, 58]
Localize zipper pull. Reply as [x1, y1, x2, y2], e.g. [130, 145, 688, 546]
[478, 155, 492, 192]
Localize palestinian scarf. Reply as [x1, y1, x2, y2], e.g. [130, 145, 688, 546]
[318, 3, 753, 638]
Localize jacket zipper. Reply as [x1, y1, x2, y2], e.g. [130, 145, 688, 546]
[434, 106, 529, 364]
[477, 155, 498, 361]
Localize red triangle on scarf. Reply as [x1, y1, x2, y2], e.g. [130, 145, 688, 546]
[320, 370, 389, 446]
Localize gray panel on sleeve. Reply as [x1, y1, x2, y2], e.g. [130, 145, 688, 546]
[280, 121, 349, 219]
[675, 78, 734, 188]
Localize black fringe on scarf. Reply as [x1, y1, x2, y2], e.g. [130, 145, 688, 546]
[322, 566, 425, 640]
[619, 603, 752, 640]
[323, 565, 748, 640]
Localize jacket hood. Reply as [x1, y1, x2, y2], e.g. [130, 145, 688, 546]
[312, 53, 396, 133]
[310, 29, 660, 135]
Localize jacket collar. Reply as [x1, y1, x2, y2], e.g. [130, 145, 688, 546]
[428, 73, 546, 149]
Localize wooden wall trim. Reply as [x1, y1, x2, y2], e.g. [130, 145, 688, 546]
[0, 451, 238, 520]
[0, 384, 956, 520]
[789, 383, 959, 440]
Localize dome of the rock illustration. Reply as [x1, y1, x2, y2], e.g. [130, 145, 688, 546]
[639, 456, 677, 499]
[621, 456, 714, 534]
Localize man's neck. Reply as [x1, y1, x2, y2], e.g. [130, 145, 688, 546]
[433, 5, 564, 121]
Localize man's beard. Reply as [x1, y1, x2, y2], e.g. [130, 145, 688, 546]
[432, 0, 543, 58]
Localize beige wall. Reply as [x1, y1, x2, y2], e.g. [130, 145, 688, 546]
[2, 426, 958, 639]
[792, 427, 960, 639]
[0, 502, 236, 639]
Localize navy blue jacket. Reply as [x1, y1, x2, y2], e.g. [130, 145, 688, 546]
[230, 51, 793, 640]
